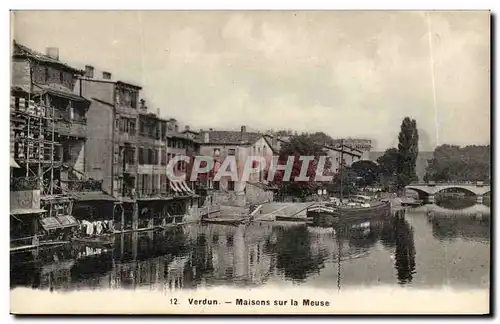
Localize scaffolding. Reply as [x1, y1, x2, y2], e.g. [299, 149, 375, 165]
[10, 90, 58, 196]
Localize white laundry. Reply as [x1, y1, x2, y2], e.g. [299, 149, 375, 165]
[96, 221, 103, 235]
[86, 222, 94, 236]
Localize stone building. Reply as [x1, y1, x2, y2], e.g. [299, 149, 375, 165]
[196, 126, 275, 207]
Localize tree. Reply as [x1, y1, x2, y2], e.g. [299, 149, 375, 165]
[424, 144, 491, 182]
[328, 165, 358, 197]
[270, 134, 332, 199]
[377, 148, 400, 190]
[351, 160, 380, 188]
[397, 117, 419, 189]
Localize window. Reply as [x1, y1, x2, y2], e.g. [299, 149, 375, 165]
[161, 151, 166, 166]
[227, 181, 235, 191]
[213, 181, 220, 190]
[154, 149, 159, 165]
[44, 67, 49, 83]
[130, 120, 136, 135]
[148, 149, 153, 165]
[59, 71, 64, 83]
[228, 149, 236, 156]
[131, 92, 137, 109]
[213, 148, 221, 156]
[139, 120, 145, 134]
[139, 147, 144, 165]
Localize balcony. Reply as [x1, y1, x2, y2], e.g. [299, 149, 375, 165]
[53, 120, 87, 138]
[117, 132, 137, 144]
[123, 163, 137, 175]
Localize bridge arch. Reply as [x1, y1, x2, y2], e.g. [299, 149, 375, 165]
[405, 187, 432, 200]
[433, 186, 478, 196]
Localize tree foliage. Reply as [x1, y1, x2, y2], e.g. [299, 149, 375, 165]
[424, 144, 491, 182]
[351, 160, 380, 188]
[271, 134, 333, 198]
[376, 148, 400, 190]
[397, 117, 419, 189]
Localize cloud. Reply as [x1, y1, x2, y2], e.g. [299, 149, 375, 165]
[13, 11, 490, 150]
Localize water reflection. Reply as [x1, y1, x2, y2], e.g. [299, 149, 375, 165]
[10, 204, 490, 291]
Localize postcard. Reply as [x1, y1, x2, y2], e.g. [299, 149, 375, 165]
[9, 10, 491, 315]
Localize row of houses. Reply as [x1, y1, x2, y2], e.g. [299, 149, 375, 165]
[9, 41, 366, 250]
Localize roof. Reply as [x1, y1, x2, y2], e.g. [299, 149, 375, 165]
[13, 41, 84, 75]
[198, 130, 262, 145]
[116, 81, 142, 90]
[10, 208, 46, 215]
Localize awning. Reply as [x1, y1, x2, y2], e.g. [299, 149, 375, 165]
[40, 216, 78, 231]
[10, 156, 20, 168]
[10, 208, 46, 215]
[55, 215, 78, 228]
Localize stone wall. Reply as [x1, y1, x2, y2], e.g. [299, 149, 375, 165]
[245, 182, 274, 205]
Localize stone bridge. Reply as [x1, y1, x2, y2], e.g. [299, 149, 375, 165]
[405, 182, 491, 203]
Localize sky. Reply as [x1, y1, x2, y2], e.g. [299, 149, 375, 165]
[12, 11, 490, 150]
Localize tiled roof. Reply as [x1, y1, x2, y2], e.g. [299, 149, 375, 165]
[197, 130, 262, 145]
[13, 41, 84, 74]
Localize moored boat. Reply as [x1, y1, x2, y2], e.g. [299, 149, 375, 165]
[306, 198, 391, 227]
[201, 218, 244, 226]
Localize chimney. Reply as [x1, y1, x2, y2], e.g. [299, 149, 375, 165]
[85, 65, 94, 78]
[204, 132, 210, 143]
[46, 47, 59, 61]
[185, 125, 190, 132]
[102, 71, 112, 80]
[157, 108, 160, 116]
[241, 125, 247, 142]
[209, 128, 213, 132]
[174, 124, 179, 133]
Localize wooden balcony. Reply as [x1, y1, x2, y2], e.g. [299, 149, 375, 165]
[53, 120, 87, 138]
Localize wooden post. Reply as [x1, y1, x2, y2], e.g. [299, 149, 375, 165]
[120, 204, 125, 231]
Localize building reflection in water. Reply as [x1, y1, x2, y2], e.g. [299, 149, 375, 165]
[10, 210, 424, 290]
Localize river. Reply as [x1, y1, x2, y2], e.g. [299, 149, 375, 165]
[10, 199, 490, 292]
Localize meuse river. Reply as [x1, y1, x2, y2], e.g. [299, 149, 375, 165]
[10, 199, 490, 291]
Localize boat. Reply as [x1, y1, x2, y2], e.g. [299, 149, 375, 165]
[306, 199, 391, 227]
[306, 139, 392, 227]
[400, 198, 423, 207]
[201, 217, 244, 226]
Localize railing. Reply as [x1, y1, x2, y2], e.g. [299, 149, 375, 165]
[10, 177, 40, 191]
[62, 179, 103, 192]
[10, 236, 38, 250]
[52, 120, 87, 138]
